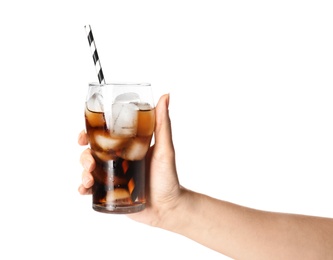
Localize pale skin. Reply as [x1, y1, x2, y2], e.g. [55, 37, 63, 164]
[78, 94, 333, 260]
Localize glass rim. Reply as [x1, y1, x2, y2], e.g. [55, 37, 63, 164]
[89, 82, 151, 87]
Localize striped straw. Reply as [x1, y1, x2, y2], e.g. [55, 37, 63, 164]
[84, 25, 106, 84]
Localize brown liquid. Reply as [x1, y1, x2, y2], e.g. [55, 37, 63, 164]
[85, 105, 155, 213]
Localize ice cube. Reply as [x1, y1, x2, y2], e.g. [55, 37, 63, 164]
[137, 102, 152, 110]
[106, 188, 132, 204]
[94, 130, 130, 150]
[93, 151, 117, 162]
[86, 92, 104, 112]
[120, 136, 151, 161]
[114, 92, 140, 103]
[111, 103, 138, 137]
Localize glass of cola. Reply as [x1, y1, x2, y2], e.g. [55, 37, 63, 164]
[84, 82, 155, 213]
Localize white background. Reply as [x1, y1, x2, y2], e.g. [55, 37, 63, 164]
[1, 1, 332, 259]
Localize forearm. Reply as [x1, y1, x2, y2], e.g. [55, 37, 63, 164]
[159, 189, 333, 260]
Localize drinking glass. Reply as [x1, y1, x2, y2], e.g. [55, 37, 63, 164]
[84, 82, 155, 213]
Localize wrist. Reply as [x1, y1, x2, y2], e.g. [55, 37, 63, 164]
[157, 187, 197, 233]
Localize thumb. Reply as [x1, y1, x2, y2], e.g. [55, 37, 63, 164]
[153, 94, 175, 158]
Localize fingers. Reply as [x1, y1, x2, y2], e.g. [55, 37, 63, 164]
[78, 169, 94, 195]
[79, 147, 95, 195]
[78, 184, 92, 195]
[78, 130, 88, 146]
[80, 148, 95, 172]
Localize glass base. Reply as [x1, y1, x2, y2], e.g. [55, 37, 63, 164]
[93, 203, 146, 214]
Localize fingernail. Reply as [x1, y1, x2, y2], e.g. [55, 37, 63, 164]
[166, 93, 170, 107]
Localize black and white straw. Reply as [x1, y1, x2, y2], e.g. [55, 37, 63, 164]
[84, 25, 106, 84]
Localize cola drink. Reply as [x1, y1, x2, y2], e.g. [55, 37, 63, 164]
[84, 83, 155, 213]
